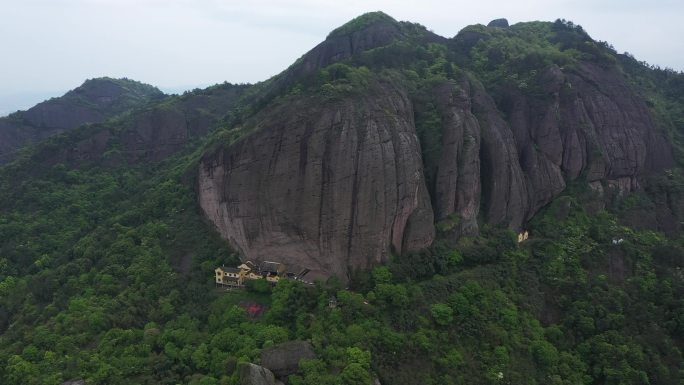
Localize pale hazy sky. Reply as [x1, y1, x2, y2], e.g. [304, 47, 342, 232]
[1, 0, 683, 115]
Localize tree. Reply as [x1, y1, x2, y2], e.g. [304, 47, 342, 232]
[372, 267, 392, 285]
[430, 303, 454, 326]
[246, 278, 271, 294]
[340, 363, 372, 385]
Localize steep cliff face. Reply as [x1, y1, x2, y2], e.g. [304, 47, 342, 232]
[291, 16, 403, 80]
[470, 78, 532, 229]
[282, 12, 443, 85]
[196, 16, 675, 279]
[497, 62, 673, 209]
[429, 63, 674, 232]
[0, 78, 164, 163]
[199, 84, 434, 279]
[431, 80, 482, 234]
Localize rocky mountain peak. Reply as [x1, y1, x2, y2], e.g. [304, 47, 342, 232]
[279, 11, 444, 88]
[67, 77, 164, 106]
[326, 11, 399, 38]
[197, 14, 677, 280]
[0, 77, 164, 163]
[3, 13, 677, 282]
[487, 18, 509, 28]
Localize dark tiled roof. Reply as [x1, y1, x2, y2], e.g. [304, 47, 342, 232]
[260, 261, 282, 273]
[221, 267, 241, 273]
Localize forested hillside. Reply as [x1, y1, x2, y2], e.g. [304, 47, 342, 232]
[0, 12, 683, 385]
[0, 78, 165, 163]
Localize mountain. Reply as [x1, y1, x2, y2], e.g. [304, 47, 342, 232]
[0, 77, 165, 163]
[1, 12, 683, 385]
[197, 14, 676, 280]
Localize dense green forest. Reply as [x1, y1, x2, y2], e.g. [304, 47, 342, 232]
[1, 13, 683, 385]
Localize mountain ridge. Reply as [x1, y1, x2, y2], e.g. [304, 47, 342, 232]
[195, 14, 677, 279]
[0, 12, 683, 385]
[2, 13, 678, 280]
[0, 77, 165, 163]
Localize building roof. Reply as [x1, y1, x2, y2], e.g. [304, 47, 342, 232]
[259, 261, 282, 273]
[217, 266, 241, 274]
[238, 263, 253, 271]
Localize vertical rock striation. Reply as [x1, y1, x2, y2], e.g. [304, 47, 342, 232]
[199, 84, 434, 279]
[197, 16, 674, 279]
[432, 80, 482, 235]
[198, 63, 673, 280]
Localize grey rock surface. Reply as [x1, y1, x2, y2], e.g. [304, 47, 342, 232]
[239, 363, 276, 385]
[200, 59, 673, 278]
[199, 83, 435, 280]
[432, 80, 481, 235]
[260, 340, 316, 378]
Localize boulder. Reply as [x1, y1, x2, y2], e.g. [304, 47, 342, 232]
[260, 340, 317, 378]
[239, 363, 276, 385]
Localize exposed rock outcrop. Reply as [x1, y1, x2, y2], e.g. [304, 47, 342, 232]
[280, 12, 445, 88]
[0, 77, 164, 163]
[424, 75, 530, 230]
[429, 62, 673, 230]
[1, 14, 674, 283]
[24, 84, 247, 167]
[495, 62, 673, 211]
[470, 79, 531, 229]
[260, 340, 316, 378]
[199, 59, 673, 279]
[199, 83, 434, 280]
[432, 81, 482, 235]
[238, 363, 276, 385]
[487, 18, 509, 28]
[201, 18, 677, 278]
[294, 15, 403, 79]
